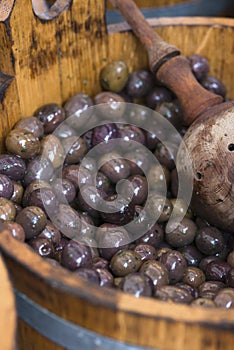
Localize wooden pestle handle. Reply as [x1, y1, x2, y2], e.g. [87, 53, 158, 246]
[110, 0, 223, 126]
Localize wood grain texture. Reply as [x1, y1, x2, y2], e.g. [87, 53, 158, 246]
[0, 1, 234, 348]
[0, 254, 16, 350]
[1, 221, 234, 350]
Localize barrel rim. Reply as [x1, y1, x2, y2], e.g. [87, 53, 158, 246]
[107, 16, 234, 34]
[1, 229, 234, 329]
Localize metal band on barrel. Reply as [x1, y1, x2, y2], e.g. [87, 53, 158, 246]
[15, 290, 157, 350]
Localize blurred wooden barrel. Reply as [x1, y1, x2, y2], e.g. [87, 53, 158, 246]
[0, 253, 16, 350]
[106, 0, 234, 24]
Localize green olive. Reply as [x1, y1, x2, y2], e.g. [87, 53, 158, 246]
[100, 60, 129, 92]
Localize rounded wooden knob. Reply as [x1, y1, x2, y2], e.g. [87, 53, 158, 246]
[182, 100, 234, 232]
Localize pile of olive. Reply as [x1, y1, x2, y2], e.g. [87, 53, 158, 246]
[0, 54, 234, 309]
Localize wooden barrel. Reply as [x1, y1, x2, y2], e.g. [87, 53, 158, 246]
[106, 0, 234, 24]
[0, 252, 17, 350]
[0, 1, 234, 349]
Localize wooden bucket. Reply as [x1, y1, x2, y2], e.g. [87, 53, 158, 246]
[106, 0, 234, 24]
[0, 1, 234, 349]
[0, 251, 17, 350]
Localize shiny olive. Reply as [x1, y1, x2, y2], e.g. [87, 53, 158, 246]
[146, 86, 174, 109]
[154, 285, 193, 304]
[4, 221, 26, 242]
[10, 181, 24, 204]
[94, 92, 125, 121]
[5, 128, 41, 159]
[28, 236, 54, 258]
[165, 217, 197, 248]
[62, 136, 88, 164]
[23, 155, 54, 186]
[14, 116, 44, 139]
[0, 198, 16, 221]
[110, 249, 142, 277]
[0, 174, 14, 199]
[34, 103, 65, 133]
[100, 60, 129, 92]
[159, 250, 187, 284]
[120, 272, 153, 297]
[0, 154, 26, 181]
[139, 260, 169, 289]
[187, 54, 210, 81]
[63, 93, 94, 130]
[60, 240, 92, 271]
[40, 134, 64, 168]
[15, 205, 47, 239]
[125, 69, 155, 98]
[182, 266, 206, 288]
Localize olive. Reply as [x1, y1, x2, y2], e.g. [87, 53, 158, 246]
[165, 217, 197, 248]
[60, 240, 92, 271]
[154, 285, 193, 304]
[99, 153, 130, 184]
[34, 103, 65, 133]
[91, 122, 119, 153]
[75, 184, 102, 219]
[182, 266, 206, 288]
[117, 174, 148, 206]
[27, 187, 59, 215]
[38, 220, 61, 248]
[154, 141, 177, 171]
[62, 164, 92, 190]
[118, 124, 146, 152]
[195, 226, 225, 255]
[133, 243, 157, 261]
[146, 194, 173, 223]
[147, 164, 170, 193]
[0, 174, 14, 199]
[146, 86, 174, 109]
[0, 198, 16, 221]
[22, 180, 51, 207]
[159, 250, 187, 284]
[63, 93, 94, 130]
[14, 116, 44, 139]
[205, 260, 231, 283]
[51, 204, 82, 240]
[201, 75, 226, 98]
[97, 224, 130, 260]
[110, 249, 142, 277]
[191, 298, 216, 308]
[135, 223, 164, 248]
[178, 244, 203, 267]
[4, 221, 26, 242]
[139, 260, 169, 289]
[40, 134, 64, 168]
[62, 136, 88, 164]
[198, 281, 226, 299]
[120, 272, 153, 297]
[187, 54, 210, 81]
[227, 251, 234, 268]
[95, 171, 114, 196]
[96, 268, 114, 287]
[94, 92, 126, 121]
[125, 69, 155, 98]
[0, 154, 26, 181]
[5, 129, 41, 159]
[10, 181, 24, 204]
[74, 267, 100, 285]
[125, 147, 151, 175]
[213, 288, 234, 309]
[15, 206, 47, 239]
[155, 101, 183, 130]
[52, 178, 76, 204]
[100, 60, 129, 92]
[99, 193, 135, 225]
[23, 155, 54, 186]
[28, 237, 54, 258]
[92, 257, 109, 270]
